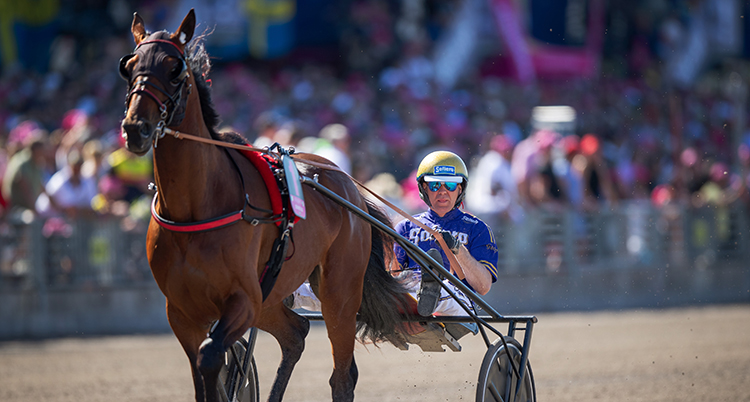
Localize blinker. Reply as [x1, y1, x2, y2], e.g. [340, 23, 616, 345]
[170, 59, 188, 86]
[119, 54, 136, 81]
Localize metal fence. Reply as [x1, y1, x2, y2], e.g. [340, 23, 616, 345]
[480, 201, 748, 275]
[1, 202, 748, 290]
[1, 216, 151, 291]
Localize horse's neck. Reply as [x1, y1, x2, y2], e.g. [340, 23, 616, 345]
[152, 118, 232, 221]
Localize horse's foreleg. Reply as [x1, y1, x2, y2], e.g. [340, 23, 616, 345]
[167, 304, 209, 402]
[257, 303, 311, 402]
[198, 292, 255, 402]
[189, 363, 206, 402]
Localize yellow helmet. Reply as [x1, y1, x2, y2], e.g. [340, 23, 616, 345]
[416, 151, 468, 208]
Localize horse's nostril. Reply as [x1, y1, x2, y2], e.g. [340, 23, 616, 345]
[122, 123, 138, 138]
[140, 123, 152, 139]
[122, 120, 152, 140]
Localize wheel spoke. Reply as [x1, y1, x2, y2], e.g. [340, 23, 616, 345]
[488, 381, 503, 402]
[477, 337, 536, 402]
[219, 338, 259, 402]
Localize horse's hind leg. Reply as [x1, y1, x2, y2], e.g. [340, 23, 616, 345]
[257, 303, 311, 402]
[198, 292, 255, 402]
[321, 290, 360, 402]
[318, 259, 366, 401]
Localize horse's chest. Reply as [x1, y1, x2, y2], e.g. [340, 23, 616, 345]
[150, 238, 232, 286]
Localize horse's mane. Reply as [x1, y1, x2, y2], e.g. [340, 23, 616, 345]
[184, 32, 248, 145]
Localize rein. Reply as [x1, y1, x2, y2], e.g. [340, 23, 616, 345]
[157, 127, 466, 279]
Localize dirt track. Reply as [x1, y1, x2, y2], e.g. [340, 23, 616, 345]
[1, 305, 749, 402]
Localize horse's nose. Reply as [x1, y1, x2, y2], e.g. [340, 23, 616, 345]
[122, 119, 153, 139]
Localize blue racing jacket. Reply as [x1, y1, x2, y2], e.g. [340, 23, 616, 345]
[394, 208, 498, 292]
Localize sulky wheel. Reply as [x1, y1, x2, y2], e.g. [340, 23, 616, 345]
[218, 329, 260, 402]
[476, 336, 536, 402]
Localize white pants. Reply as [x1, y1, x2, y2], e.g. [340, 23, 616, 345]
[289, 272, 473, 316]
[289, 281, 322, 311]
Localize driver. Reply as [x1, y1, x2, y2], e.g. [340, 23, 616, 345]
[394, 150, 498, 317]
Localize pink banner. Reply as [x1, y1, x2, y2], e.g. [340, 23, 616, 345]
[491, 0, 536, 83]
[487, 0, 604, 81]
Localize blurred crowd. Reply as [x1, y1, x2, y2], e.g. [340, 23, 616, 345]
[2, 0, 750, 234]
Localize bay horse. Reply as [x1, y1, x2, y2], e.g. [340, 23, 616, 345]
[119, 9, 410, 402]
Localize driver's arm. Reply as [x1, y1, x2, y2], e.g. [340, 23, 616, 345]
[455, 246, 493, 295]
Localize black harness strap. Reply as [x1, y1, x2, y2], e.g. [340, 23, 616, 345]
[257, 144, 298, 301]
[259, 221, 292, 301]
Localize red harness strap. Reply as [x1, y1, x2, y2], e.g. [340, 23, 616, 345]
[151, 148, 297, 232]
[240, 149, 300, 225]
[240, 150, 287, 225]
[151, 194, 244, 232]
[135, 39, 184, 55]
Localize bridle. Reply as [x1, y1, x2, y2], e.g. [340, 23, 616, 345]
[119, 36, 192, 147]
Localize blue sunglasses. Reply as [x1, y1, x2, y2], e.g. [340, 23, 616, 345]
[427, 181, 460, 192]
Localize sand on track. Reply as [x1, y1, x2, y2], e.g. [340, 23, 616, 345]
[1, 304, 749, 402]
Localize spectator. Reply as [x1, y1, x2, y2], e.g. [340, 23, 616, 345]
[691, 160, 744, 250]
[578, 133, 618, 210]
[554, 134, 585, 211]
[252, 111, 281, 149]
[511, 129, 555, 206]
[465, 134, 523, 222]
[692, 161, 741, 208]
[529, 133, 567, 208]
[273, 120, 305, 149]
[54, 109, 91, 171]
[2, 137, 48, 216]
[80, 139, 106, 181]
[680, 147, 710, 201]
[98, 146, 153, 214]
[315, 123, 352, 174]
[36, 149, 98, 219]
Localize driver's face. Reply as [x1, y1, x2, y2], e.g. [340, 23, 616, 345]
[423, 181, 462, 217]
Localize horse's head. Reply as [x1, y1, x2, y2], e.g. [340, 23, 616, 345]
[119, 9, 196, 155]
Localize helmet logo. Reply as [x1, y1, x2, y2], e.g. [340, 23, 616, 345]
[433, 165, 455, 175]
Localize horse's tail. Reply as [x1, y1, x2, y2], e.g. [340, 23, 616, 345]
[356, 199, 413, 345]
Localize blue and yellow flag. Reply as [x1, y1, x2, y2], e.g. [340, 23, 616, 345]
[244, 0, 296, 59]
[0, 0, 60, 71]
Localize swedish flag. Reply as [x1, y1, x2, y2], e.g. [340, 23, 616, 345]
[244, 0, 295, 59]
[0, 0, 60, 71]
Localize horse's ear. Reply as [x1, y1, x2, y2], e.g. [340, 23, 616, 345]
[172, 8, 195, 47]
[131, 12, 147, 45]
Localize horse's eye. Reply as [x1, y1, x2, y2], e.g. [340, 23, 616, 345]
[169, 59, 188, 85]
[119, 54, 135, 81]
